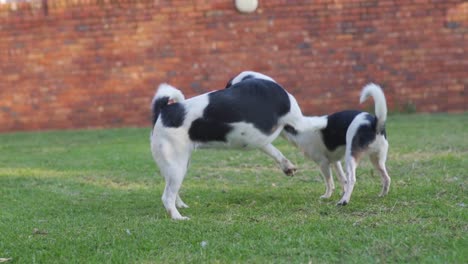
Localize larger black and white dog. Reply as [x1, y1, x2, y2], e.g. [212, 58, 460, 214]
[150, 73, 326, 220]
[229, 72, 391, 206]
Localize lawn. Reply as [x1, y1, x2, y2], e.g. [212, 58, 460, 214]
[0, 113, 467, 263]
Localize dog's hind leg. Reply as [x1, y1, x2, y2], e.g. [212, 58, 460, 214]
[260, 144, 296, 176]
[161, 163, 189, 220]
[337, 155, 358, 206]
[319, 162, 335, 199]
[332, 161, 347, 195]
[369, 139, 391, 197]
[176, 158, 190, 209]
[155, 139, 192, 220]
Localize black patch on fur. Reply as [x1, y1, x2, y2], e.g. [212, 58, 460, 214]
[322, 111, 387, 154]
[284, 125, 298, 135]
[160, 103, 186, 128]
[378, 120, 387, 138]
[189, 79, 291, 142]
[321, 110, 362, 151]
[351, 114, 378, 156]
[241, 74, 254, 81]
[152, 96, 169, 127]
[189, 119, 233, 142]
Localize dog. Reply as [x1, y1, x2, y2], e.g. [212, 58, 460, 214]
[228, 73, 390, 206]
[282, 83, 390, 205]
[150, 74, 327, 220]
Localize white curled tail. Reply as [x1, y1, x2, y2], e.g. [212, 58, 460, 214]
[360, 83, 387, 132]
[151, 83, 185, 127]
[153, 83, 185, 104]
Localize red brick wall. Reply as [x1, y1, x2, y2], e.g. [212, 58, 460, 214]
[0, 0, 466, 132]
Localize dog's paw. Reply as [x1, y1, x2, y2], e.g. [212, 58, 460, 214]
[176, 201, 189, 209]
[283, 167, 297, 176]
[336, 200, 348, 206]
[167, 209, 190, 220]
[379, 188, 389, 197]
[320, 194, 332, 199]
[172, 215, 190, 221]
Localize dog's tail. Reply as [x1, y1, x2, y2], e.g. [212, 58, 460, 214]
[360, 83, 387, 133]
[151, 83, 185, 127]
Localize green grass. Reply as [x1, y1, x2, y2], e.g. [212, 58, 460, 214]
[0, 113, 467, 263]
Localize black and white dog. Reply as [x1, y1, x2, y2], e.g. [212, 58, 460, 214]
[283, 83, 390, 205]
[229, 72, 391, 206]
[150, 73, 326, 220]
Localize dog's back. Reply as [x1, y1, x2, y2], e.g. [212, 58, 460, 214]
[321, 110, 362, 153]
[187, 79, 292, 146]
[199, 79, 290, 133]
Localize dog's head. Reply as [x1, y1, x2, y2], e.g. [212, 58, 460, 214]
[225, 71, 276, 88]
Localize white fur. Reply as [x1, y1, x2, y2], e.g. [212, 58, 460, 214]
[360, 83, 387, 131]
[229, 71, 275, 84]
[153, 83, 185, 103]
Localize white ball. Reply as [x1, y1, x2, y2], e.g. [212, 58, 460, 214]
[235, 0, 259, 13]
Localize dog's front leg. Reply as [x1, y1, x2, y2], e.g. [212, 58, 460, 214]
[261, 144, 296, 176]
[319, 162, 335, 199]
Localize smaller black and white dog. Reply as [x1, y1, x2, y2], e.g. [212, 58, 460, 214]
[229, 73, 391, 206]
[283, 83, 391, 205]
[150, 73, 326, 220]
